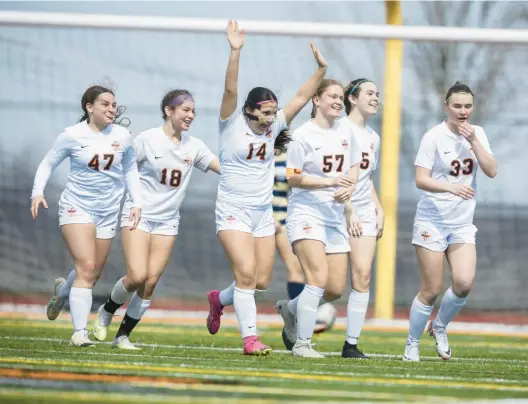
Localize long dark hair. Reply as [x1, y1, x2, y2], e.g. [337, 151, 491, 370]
[78, 85, 130, 127]
[274, 129, 291, 154]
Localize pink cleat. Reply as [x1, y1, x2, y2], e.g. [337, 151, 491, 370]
[243, 336, 272, 356]
[207, 290, 224, 335]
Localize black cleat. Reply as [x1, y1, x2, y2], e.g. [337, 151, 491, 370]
[341, 341, 368, 359]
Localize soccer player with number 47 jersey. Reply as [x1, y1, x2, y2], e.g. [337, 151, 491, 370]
[91, 89, 219, 350]
[403, 82, 497, 362]
[30, 85, 142, 347]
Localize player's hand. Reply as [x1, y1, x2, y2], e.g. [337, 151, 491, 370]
[458, 122, 476, 143]
[333, 186, 353, 204]
[331, 175, 355, 188]
[227, 20, 244, 50]
[449, 184, 475, 200]
[30, 195, 48, 220]
[376, 209, 385, 240]
[346, 208, 363, 238]
[128, 207, 141, 230]
[310, 43, 328, 70]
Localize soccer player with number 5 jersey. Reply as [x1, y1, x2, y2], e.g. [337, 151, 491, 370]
[31, 85, 142, 347]
[403, 82, 497, 362]
[338, 78, 382, 359]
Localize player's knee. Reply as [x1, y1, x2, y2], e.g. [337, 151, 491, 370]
[452, 280, 473, 298]
[418, 289, 439, 306]
[233, 263, 257, 289]
[351, 268, 371, 292]
[126, 272, 148, 290]
[75, 260, 97, 284]
[323, 289, 342, 302]
[142, 277, 160, 298]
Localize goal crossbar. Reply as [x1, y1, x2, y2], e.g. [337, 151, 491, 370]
[0, 11, 527, 44]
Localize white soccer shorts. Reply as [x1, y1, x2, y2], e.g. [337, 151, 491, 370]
[412, 221, 477, 252]
[287, 217, 350, 254]
[353, 201, 378, 238]
[121, 214, 179, 236]
[58, 204, 119, 239]
[215, 199, 275, 238]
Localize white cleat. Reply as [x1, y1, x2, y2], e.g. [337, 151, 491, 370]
[276, 300, 296, 351]
[428, 320, 451, 360]
[69, 329, 96, 348]
[92, 305, 113, 341]
[46, 278, 67, 321]
[403, 339, 420, 362]
[292, 340, 325, 358]
[112, 335, 141, 350]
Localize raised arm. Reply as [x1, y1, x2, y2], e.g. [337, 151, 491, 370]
[282, 43, 328, 125]
[220, 20, 244, 120]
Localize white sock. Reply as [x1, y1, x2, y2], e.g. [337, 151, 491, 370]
[408, 295, 434, 342]
[110, 278, 133, 305]
[219, 281, 236, 306]
[126, 292, 151, 320]
[233, 287, 257, 338]
[296, 285, 324, 341]
[59, 269, 76, 298]
[69, 287, 92, 332]
[435, 287, 468, 328]
[346, 290, 370, 345]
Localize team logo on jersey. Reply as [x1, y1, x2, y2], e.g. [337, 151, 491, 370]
[184, 156, 192, 166]
[226, 215, 236, 224]
[370, 142, 375, 151]
[111, 140, 121, 151]
[67, 207, 77, 216]
[302, 222, 312, 234]
[420, 231, 431, 242]
[265, 128, 273, 138]
[341, 138, 349, 150]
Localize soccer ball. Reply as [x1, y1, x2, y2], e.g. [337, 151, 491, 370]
[314, 302, 337, 334]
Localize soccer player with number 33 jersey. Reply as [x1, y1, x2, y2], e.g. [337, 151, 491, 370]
[404, 82, 497, 362]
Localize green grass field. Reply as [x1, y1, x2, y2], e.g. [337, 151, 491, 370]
[0, 316, 527, 403]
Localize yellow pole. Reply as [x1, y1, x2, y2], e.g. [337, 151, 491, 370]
[374, 0, 403, 319]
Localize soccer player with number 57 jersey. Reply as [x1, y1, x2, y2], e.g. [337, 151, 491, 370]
[30, 85, 142, 347]
[403, 82, 497, 362]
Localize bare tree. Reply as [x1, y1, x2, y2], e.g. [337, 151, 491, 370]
[402, 1, 528, 166]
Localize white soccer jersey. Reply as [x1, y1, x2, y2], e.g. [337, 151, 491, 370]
[32, 121, 141, 215]
[217, 109, 288, 208]
[414, 121, 493, 227]
[122, 128, 216, 222]
[340, 117, 380, 206]
[287, 119, 362, 226]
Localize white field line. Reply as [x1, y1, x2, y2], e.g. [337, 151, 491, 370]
[1, 336, 527, 365]
[1, 304, 528, 336]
